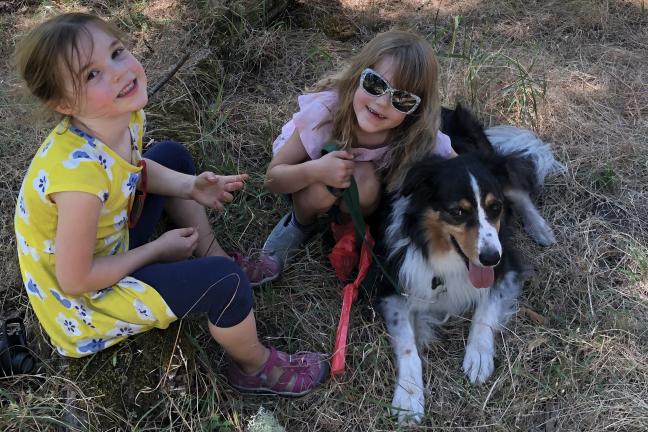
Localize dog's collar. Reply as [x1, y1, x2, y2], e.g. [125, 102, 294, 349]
[399, 276, 446, 303]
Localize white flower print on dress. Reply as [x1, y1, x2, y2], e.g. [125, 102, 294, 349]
[113, 210, 128, 230]
[50, 288, 72, 308]
[40, 137, 54, 157]
[104, 232, 124, 254]
[63, 144, 115, 180]
[107, 321, 143, 338]
[24, 273, 46, 300]
[76, 338, 107, 355]
[104, 232, 123, 244]
[16, 232, 40, 261]
[133, 299, 155, 321]
[62, 145, 94, 169]
[98, 189, 110, 204]
[122, 172, 139, 199]
[32, 169, 50, 204]
[89, 287, 113, 300]
[56, 313, 82, 336]
[95, 150, 115, 180]
[72, 299, 95, 329]
[117, 277, 147, 292]
[43, 240, 55, 255]
[17, 187, 29, 223]
[16, 232, 28, 254]
[109, 240, 123, 256]
[98, 190, 110, 216]
[67, 128, 116, 178]
[69, 126, 97, 148]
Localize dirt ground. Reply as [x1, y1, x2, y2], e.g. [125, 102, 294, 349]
[0, 0, 647, 431]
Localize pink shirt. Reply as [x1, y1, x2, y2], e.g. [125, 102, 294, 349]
[272, 90, 454, 164]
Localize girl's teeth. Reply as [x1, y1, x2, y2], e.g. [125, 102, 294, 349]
[119, 81, 135, 97]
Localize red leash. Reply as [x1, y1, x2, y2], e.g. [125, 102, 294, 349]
[329, 221, 374, 377]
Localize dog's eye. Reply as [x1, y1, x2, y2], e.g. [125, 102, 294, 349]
[447, 207, 469, 221]
[488, 202, 503, 216]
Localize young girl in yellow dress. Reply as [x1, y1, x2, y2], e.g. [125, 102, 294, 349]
[14, 12, 327, 396]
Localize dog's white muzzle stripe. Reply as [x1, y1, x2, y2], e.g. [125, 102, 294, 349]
[470, 173, 502, 265]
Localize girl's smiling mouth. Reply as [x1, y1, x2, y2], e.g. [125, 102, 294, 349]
[117, 79, 137, 98]
[367, 106, 386, 119]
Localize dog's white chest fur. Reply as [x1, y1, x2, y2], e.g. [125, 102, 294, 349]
[401, 246, 487, 316]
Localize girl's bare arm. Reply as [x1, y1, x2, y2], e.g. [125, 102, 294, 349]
[264, 130, 354, 193]
[52, 191, 197, 295]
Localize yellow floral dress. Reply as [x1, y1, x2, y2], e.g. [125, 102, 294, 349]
[14, 110, 176, 357]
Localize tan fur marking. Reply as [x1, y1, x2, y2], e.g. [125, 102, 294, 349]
[484, 193, 498, 207]
[458, 199, 473, 211]
[446, 223, 480, 263]
[422, 210, 452, 256]
[422, 209, 481, 262]
[484, 193, 502, 232]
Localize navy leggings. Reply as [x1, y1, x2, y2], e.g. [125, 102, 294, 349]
[129, 141, 253, 328]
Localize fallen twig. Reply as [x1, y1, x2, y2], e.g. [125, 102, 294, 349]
[147, 51, 192, 99]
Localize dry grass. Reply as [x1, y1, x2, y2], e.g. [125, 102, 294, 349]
[1, 0, 647, 430]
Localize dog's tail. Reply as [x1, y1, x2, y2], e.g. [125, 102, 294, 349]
[485, 126, 565, 187]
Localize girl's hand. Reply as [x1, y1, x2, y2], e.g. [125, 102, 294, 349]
[154, 227, 200, 262]
[190, 172, 249, 211]
[315, 151, 355, 189]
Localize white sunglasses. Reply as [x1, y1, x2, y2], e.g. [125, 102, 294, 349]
[359, 68, 421, 114]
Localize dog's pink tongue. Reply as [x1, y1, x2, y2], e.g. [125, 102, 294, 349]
[468, 263, 494, 288]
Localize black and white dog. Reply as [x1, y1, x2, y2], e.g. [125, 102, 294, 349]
[376, 105, 562, 424]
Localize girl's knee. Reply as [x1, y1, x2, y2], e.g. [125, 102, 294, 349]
[203, 257, 253, 301]
[359, 183, 381, 214]
[355, 162, 381, 213]
[354, 161, 379, 183]
[294, 183, 338, 214]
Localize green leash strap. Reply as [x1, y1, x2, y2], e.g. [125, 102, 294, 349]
[321, 143, 400, 291]
[321, 142, 365, 247]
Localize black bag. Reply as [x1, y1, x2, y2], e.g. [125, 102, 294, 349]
[0, 317, 37, 376]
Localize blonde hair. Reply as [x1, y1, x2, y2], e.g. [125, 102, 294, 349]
[14, 13, 124, 110]
[312, 30, 441, 192]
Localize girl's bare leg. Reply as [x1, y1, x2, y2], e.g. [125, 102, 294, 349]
[208, 310, 269, 374]
[292, 182, 338, 224]
[339, 161, 381, 216]
[165, 198, 226, 257]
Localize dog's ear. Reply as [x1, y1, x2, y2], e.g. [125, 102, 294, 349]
[401, 157, 441, 197]
[450, 103, 495, 155]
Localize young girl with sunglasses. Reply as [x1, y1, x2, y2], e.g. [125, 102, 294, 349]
[241, 30, 454, 283]
[13, 13, 327, 396]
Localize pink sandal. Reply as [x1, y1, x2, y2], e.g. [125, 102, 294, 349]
[231, 253, 281, 287]
[227, 346, 329, 397]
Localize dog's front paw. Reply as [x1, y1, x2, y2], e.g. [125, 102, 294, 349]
[463, 344, 495, 384]
[391, 384, 424, 425]
[525, 218, 556, 246]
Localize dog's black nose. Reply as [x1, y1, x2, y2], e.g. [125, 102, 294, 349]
[479, 249, 501, 267]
